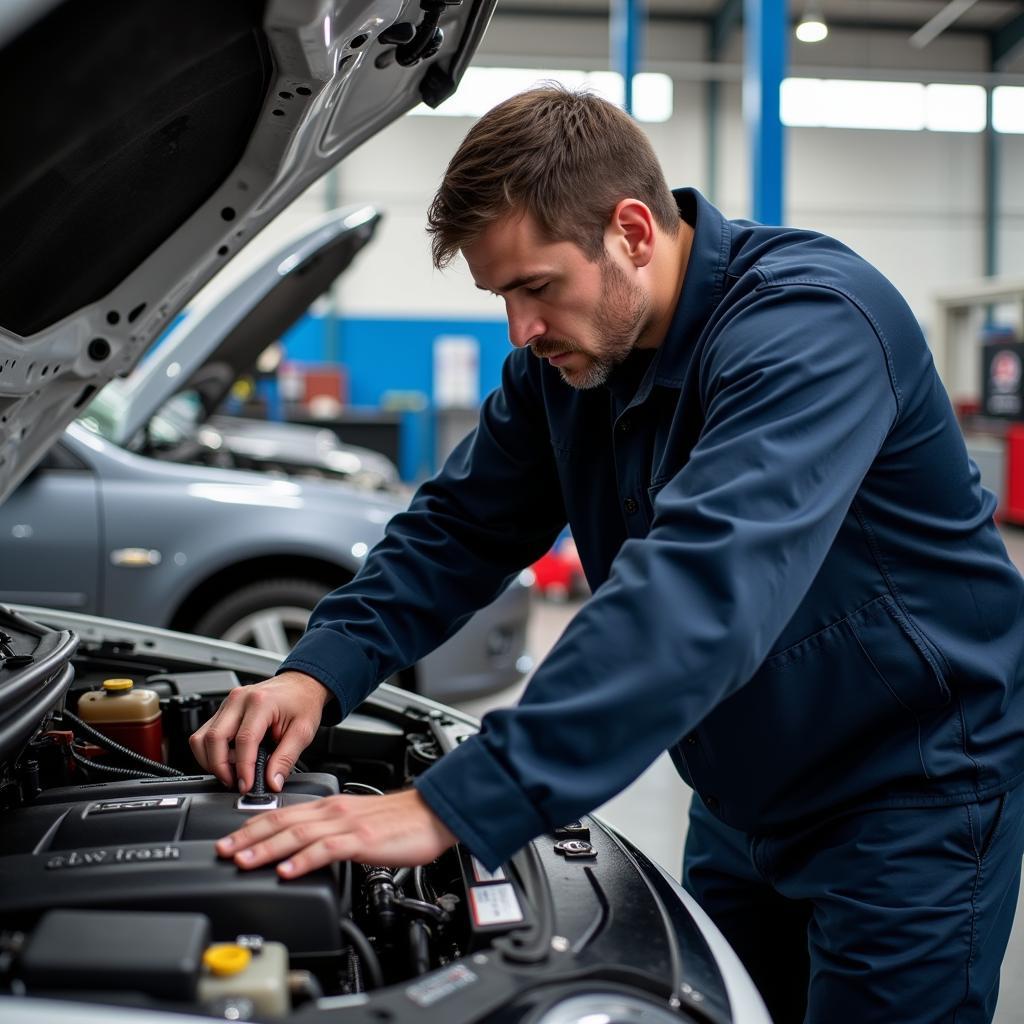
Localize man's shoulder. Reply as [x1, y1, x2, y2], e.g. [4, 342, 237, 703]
[701, 222, 930, 424]
[727, 220, 881, 294]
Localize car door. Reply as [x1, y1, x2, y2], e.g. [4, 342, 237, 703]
[0, 441, 101, 611]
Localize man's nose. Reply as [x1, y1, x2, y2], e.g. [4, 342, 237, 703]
[507, 305, 545, 349]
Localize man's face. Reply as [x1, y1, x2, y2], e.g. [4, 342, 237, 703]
[463, 212, 650, 389]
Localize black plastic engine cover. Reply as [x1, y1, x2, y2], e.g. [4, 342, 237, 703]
[0, 774, 344, 955]
[19, 909, 210, 1000]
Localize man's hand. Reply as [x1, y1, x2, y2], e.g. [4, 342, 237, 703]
[216, 789, 458, 876]
[189, 671, 331, 793]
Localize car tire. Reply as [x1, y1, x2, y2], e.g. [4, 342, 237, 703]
[193, 578, 331, 656]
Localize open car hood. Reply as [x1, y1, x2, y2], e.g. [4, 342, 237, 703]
[0, 0, 496, 503]
[109, 204, 381, 446]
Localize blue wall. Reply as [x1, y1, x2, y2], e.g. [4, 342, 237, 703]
[282, 314, 509, 403]
[280, 314, 511, 478]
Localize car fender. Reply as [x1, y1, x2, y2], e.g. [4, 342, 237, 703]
[65, 426, 396, 627]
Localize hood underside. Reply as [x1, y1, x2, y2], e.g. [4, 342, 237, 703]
[0, 0, 495, 503]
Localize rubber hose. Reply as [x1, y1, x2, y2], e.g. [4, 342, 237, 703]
[338, 918, 384, 990]
[408, 919, 431, 976]
[69, 743, 162, 781]
[63, 709, 183, 777]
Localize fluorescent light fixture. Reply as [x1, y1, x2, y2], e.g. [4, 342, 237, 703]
[782, 78, 986, 133]
[924, 83, 986, 132]
[410, 67, 673, 123]
[993, 86, 1024, 134]
[782, 79, 924, 130]
[631, 72, 674, 123]
[795, 7, 828, 44]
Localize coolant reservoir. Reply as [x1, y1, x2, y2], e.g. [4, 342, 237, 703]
[199, 941, 290, 1018]
[77, 678, 163, 762]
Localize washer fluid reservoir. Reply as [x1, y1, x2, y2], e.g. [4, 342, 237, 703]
[77, 678, 164, 762]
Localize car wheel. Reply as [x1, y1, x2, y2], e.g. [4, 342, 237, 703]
[193, 578, 329, 655]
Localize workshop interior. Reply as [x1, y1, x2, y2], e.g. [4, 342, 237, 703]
[1, 2, 1024, 1023]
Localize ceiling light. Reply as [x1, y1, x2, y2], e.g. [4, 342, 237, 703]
[796, 5, 828, 43]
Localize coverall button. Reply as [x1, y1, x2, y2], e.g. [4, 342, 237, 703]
[704, 796, 720, 812]
[685, 734, 697, 745]
[618, 417, 632, 433]
[623, 497, 639, 515]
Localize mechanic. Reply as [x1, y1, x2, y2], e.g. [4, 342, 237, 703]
[191, 88, 1024, 1022]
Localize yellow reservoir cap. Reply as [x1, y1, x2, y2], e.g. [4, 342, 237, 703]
[102, 678, 134, 692]
[203, 945, 252, 977]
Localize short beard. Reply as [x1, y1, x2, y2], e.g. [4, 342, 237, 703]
[534, 257, 650, 390]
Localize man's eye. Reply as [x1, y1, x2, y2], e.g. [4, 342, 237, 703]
[526, 283, 548, 295]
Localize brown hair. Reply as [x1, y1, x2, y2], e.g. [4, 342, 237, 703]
[426, 85, 679, 268]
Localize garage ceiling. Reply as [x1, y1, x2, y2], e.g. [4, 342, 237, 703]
[496, 1, 1024, 45]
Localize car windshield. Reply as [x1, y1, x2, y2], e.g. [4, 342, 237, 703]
[77, 381, 131, 443]
[79, 376, 202, 449]
[76, 315, 192, 444]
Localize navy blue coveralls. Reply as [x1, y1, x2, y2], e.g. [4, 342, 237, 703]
[282, 189, 1024, 1022]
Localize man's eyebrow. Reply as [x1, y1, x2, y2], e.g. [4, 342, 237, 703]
[475, 272, 550, 294]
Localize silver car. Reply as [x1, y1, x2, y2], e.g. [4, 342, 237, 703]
[0, 419, 532, 701]
[100, 204, 403, 494]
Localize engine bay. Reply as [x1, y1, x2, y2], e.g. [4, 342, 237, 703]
[0, 641, 506, 1017]
[0, 606, 736, 1024]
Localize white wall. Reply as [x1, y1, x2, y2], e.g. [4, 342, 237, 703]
[232, 17, 1024, 339]
[1000, 134, 1024, 278]
[715, 79, 995, 315]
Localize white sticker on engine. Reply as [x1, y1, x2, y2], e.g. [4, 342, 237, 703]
[471, 857, 506, 883]
[468, 883, 524, 926]
[405, 964, 477, 1007]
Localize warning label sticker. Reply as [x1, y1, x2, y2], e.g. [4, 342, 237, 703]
[471, 857, 506, 883]
[405, 963, 477, 1007]
[468, 882, 524, 927]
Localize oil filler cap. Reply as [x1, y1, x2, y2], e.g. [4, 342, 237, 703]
[554, 839, 596, 859]
[203, 944, 252, 976]
[102, 678, 134, 692]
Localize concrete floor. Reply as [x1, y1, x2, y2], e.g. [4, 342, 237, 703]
[453, 524, 1024, 1022]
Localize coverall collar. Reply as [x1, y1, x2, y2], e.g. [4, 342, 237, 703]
[605, 188, 732, 408]
[655, 188, 732, 386]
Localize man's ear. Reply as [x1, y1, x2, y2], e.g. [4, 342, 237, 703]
[606, 198, 655, 268]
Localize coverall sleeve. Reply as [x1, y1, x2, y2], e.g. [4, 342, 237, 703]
[415, 283, 900, 869]
[278, 352, 566, 715]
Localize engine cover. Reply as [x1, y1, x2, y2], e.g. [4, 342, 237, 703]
[0, 774, 344, 955]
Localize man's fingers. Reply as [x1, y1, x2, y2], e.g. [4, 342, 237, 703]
[277, 834, 360, 879]
[215, 790, 458, 878]
[230, 817, 343, 870]
[266, 721, 315, 791]
[203, 693, 248, 784]
[232, 697, 274, 793]
[188, 673, 329, 791]
[217, 799, 334, 856]
[192, 696, 246, 787]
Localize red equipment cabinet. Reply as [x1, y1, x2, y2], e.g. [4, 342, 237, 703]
[1007, 425, 1024, 526]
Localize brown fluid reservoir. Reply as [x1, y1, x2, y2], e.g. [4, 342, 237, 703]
[78, 678, 163, 762]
